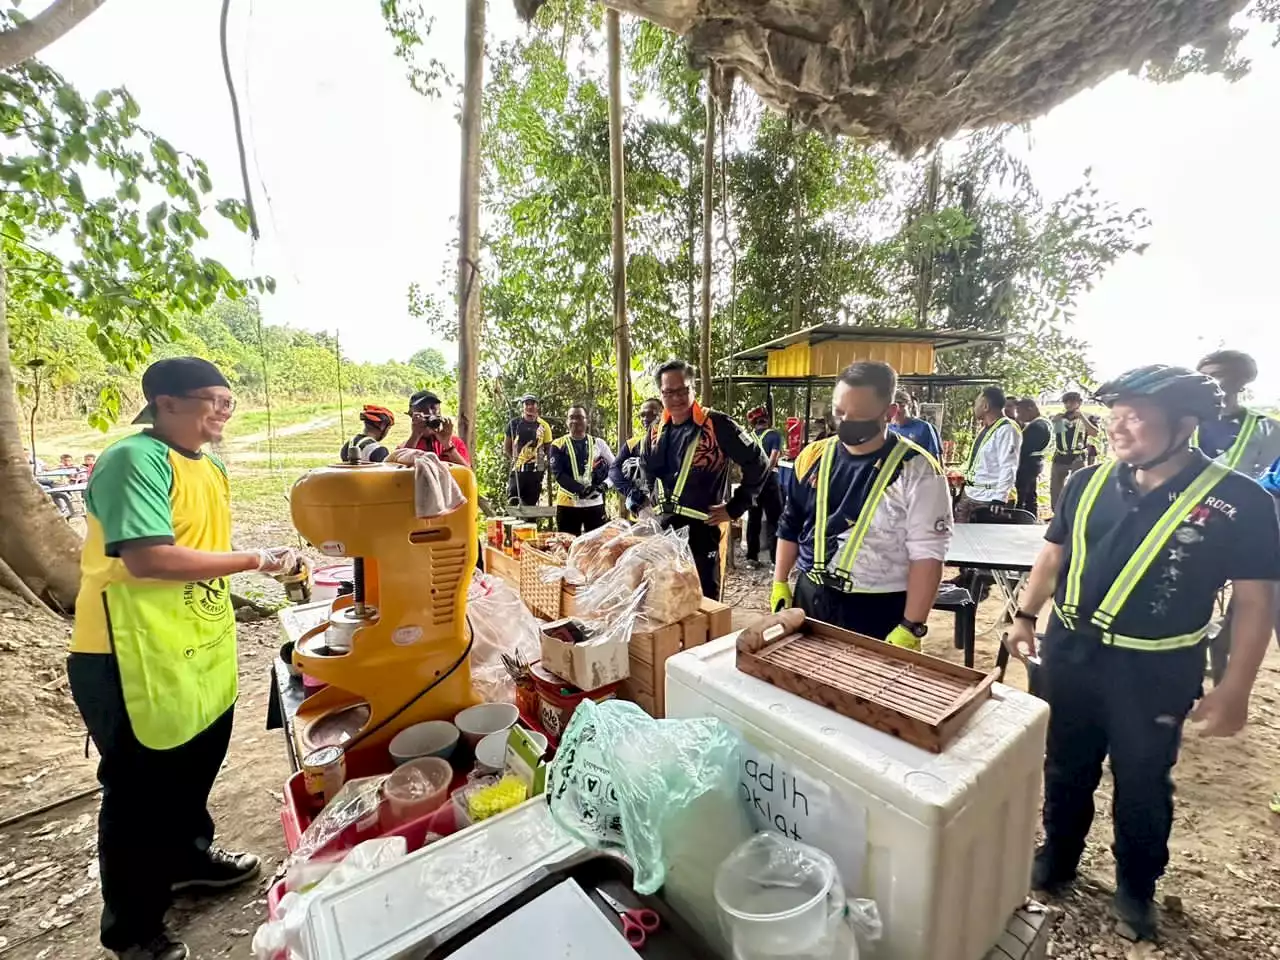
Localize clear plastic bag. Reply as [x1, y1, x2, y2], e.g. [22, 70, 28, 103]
[547, 698, 742, 894]
[556, 517, 661, 584]
[287, 776, 385, 867]
[577, 525, 702, 627]
[467, 572, 542, 703]
[253, 837, 408, 960]
[714, 832, 881, 960]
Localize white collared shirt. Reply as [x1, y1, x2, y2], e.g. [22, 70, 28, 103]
[964, 419, 1021, 503]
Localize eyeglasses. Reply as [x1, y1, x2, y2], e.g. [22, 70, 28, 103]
[182, 393, 237, 414]
[660, 387, 690, 399]
[1101, 413, 1147, 430]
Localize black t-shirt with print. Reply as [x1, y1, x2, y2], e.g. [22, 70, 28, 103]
[1045, 453, 1280, 642]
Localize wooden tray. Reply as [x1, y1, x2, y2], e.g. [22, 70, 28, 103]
[736, 617, 997, 752]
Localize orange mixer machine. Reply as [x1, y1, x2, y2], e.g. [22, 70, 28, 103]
[287, 460, 479, 772]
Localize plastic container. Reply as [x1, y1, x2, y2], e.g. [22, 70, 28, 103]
[714, 835, 845, 960]
[388, 720, 460, 764]
[530, 662, 620, 746]
[454, 702, 519, 745]
[665, 635, 1050, 960]
[312, 562, 355, 602]
[382, 757, 451, 826]
[279, 768, 459, 861]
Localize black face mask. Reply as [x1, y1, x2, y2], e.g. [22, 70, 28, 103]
[837, 418, 885, 447]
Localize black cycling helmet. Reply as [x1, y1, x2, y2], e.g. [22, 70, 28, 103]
[1093, 365, 1224, 423]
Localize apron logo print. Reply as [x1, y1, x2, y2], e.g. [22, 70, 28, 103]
[183, 577, 229, 622]
[183, 646, 196, 659]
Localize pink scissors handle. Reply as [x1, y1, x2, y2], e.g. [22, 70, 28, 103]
[599, 891, 661, 948]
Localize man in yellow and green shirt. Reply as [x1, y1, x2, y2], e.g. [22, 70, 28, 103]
[68, 357, 297, 960]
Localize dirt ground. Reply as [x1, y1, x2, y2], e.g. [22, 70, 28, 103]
[2, 554, 1279, 959]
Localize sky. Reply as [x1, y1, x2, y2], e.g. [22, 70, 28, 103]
[37, 1, 1280, 403]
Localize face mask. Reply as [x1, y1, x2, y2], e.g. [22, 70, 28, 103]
[838, 417, 885, 447]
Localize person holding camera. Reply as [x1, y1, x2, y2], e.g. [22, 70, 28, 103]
[401, 390, 471, 466]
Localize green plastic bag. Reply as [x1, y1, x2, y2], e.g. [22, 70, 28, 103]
[547, 698, 742, 893]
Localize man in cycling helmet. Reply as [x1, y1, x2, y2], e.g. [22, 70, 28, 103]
[1003, 364, 1280, 941]
[340, 405, 395, 463]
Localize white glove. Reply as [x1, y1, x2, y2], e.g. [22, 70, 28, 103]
[255, 546, 300, 577]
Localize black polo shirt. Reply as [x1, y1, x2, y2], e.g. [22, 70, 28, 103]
[1045, 453, 1280, 643]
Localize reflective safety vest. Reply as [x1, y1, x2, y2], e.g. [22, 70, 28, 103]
[107, 578, 237, 750]
[648, 410, 712, 521]
[562, 435, 597, 487]
[1054, 417, 1089, 456]
[807, 436, 933, 591]
[1055, 459, 1231, 651]
[966, 417, 1017, 483]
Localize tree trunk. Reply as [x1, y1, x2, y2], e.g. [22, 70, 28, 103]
[0, 262, 83, 608]
[456, 0, 485, 454]
[789, 121, 804, 332]
[914, 153, 941, 327]
[698, 71, 715, 405]
[0, 0, 109, 71]
[606, 8, 632, 446]
[718, 79, 738, 410]
[686, 155, 696, 360]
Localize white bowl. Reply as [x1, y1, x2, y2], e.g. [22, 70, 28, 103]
[474, 732, 510, 774]
[388, 720, 460, 765]
[454, 702, 519, 745]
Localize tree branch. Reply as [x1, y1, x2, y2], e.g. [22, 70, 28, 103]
[0, 0, 110, 72]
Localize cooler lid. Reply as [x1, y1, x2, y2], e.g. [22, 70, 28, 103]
[666, 636, 1048, 826]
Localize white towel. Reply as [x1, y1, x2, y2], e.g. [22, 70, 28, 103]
[411, 452, 466, 517]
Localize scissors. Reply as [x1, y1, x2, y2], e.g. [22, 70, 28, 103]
[597, 888, 661, 948]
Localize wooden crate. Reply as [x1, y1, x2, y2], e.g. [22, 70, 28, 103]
[737, 617, 996, 752]
[520, 547, 564, 621]
[483, 545, 520, 592]
[700, 596, 731, 640]
[620, 610, 711, 718]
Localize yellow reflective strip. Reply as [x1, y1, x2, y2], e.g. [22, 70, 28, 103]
[1102, 624, 1208, 651]
[1052, 600, 1076, 631]
[832, 440, 910, 575]
[1062, 462, 1115, 614]
[1093, 462, 1229, 625]
[671, 429, 700, 501]
[813, 441, 836, 569]
[1223, 414, 1259, 470]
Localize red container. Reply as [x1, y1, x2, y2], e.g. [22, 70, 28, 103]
[530, 662, 619, 746]
[280, 768, 462, 859]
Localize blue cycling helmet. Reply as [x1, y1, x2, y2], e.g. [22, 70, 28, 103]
[1093, 365, 1223, 424]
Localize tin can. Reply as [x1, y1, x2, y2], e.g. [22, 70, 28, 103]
[487, 517, 504, 548]
[503, 519, 516, 556]
[302, 745, 346, 804]
[513, 523, 536, 558]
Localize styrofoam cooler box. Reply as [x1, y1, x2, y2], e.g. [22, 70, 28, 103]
[665, 637, 1049, 960]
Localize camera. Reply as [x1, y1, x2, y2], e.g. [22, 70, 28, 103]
[424, 415, 445, 431]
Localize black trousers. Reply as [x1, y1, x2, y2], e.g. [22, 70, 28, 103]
[794, 576, 906, 640]
[662, 514, 723, 600]
[1039, 636, 1203, 900]
[556, 504, 607, 537]
[507, 468, 544, 506]
[746, 474, 784, 563]
[1014, 459, 1043, 515]
[68, 653, 235, 950]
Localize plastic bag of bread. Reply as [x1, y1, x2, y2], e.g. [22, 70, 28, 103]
[564, 518, 660, 584]
[579, 527, 703, 627]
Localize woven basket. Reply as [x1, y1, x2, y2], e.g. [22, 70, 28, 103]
[520, 547, 563, 621]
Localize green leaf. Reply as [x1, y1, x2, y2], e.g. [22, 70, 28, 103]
[146, 202, 168, 234]
[92, 90, 113, 110]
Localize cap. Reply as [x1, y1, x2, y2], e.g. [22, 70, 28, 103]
[517, 394, 539, 404]
[408, 390, 441, 411]
[132, 357, 230, 424]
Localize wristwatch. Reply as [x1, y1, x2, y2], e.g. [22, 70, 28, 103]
[1013, 609, 1038, 623]
[899, 618, 928, 639]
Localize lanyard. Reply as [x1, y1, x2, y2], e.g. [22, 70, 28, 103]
[811, 437, 913, 582]
[967, 417, 1014, 480]
[1060, 459, 1230, 634]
